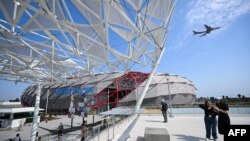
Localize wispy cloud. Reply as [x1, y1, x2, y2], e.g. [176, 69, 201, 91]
[171, 0, 250, 51]
[186, 0, 250, 27]
[171, 31, 190, 51]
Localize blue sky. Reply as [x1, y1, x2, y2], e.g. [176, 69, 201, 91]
[1, 0, 250, 100]
[160, 0, 250, 98]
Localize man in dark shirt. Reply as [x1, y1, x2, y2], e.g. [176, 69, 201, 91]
[161, 98, 168, 123]
[216, 99, 230, 135]
[58, 123, 63, 136]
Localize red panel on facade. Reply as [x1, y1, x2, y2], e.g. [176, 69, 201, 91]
[94, 72, 149, 110]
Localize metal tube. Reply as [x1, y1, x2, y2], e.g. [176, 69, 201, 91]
[108, 88, 109, 111]
[61, 0, 74, 22]
[98, 125, 100, 141]
[107, 120, 109, 140]
[12, 2, 17, 32]
[106, 88, 110, 139]
[71, 115, 73, 129]
[45, 89, 49, 114]
[112, 115, 114, 139]
[133, 48, 165, 114]
[30, 83, 41, 141]
[166, 76, 173, 117]
[107, 116, 110, 140]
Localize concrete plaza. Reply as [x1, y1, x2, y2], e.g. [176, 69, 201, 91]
[0, 114, 250, 141]
[0, 114, 103, 141]
[127, 114, 250, 141]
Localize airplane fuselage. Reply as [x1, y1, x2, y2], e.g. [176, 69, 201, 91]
[193, 25, 221, 37]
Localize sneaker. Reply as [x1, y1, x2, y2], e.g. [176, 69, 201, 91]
[205, 138, 210, 141]
[214, 139, 218, 141]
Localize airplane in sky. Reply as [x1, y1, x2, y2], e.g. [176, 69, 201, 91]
[193, 25, 221, 37]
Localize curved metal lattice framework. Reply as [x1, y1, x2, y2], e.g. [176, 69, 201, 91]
[0, 0, 176, 83]
[0, 1, 176, 140]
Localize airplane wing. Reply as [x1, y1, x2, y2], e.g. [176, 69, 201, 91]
[200, 33, 207, 37]
[213, 27, 221, 30]
[193, 31, 205, 35]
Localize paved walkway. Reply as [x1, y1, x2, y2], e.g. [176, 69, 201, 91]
[0, 114, 103, 141]
[128, 114, 250, 141]
[0, 114, 250, 141]
[92, 114, 250, 141]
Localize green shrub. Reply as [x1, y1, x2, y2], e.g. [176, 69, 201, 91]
[49, 113, 52, 118]
[40, 112, 45, 121]
[25, 117, 33, 123]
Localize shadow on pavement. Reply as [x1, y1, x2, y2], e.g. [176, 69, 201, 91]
[145, 120, 165, 123]
[136, 136, 144, 141]
[38, 125, 82, 135]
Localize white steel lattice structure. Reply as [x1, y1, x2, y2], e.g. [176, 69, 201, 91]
[0, 0, 176, 83]
[0, 1, 176, 140]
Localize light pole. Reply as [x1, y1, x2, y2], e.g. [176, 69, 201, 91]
[69, 94, 75, 129]
[107, 88, 110, 140]
[166, 74, 173, 117]
[91, 96, 95, 124]
[80, 92, 86, 125]
[79, 97, 85, 125]
[45, 89, 49, 114]
[108, 88, 110, 111]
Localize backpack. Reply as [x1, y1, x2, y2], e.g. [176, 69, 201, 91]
[161, 102, 168, 111]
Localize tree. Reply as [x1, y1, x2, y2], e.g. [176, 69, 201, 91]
[222, 95, 225, 99]
[238, 94, 241, 99]
[242, 95, 246, 101]
[210, 97, 215, 103]
[9, 98, 20, 102]
[13, 98, 20, 102]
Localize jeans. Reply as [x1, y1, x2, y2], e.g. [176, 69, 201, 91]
[204, 116, 217, 139]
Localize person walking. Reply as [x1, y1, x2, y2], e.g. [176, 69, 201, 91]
[81, 122, 88, 141]
[215, 98, 230, 135]
[199, 101, 218, 141]
[58, 123, 63, 136]
[13, 133, 21, 141]
[161, 98, 168, 123]
[56, 135, 63, 141]
[35, 132, 39, 141]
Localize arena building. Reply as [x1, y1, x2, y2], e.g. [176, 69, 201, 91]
[21, 72, 197, 113]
